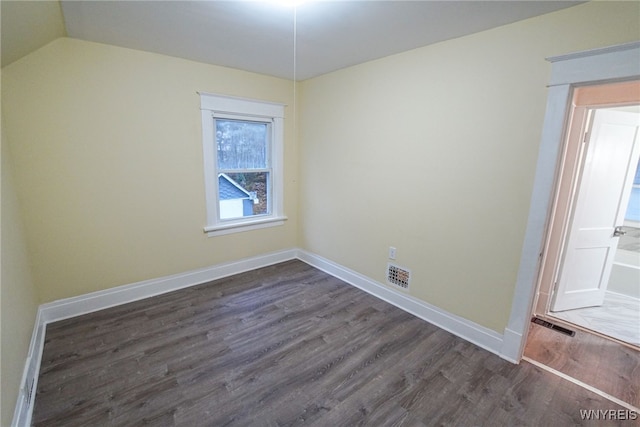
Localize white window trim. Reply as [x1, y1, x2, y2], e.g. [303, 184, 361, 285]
[200, 92, 286, 237]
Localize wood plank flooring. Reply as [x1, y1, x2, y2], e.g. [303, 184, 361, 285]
[33, 260, 632, 426]
[524, 320, 640, 408]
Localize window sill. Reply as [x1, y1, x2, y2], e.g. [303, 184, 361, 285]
[204, 216, 287, 237]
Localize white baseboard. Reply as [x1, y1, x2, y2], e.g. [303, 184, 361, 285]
[500, 327, 524, 363]
[12, 248, 297, 427]
[38, 248, 298, 324]
[606, 289, 640, 303]
[12, 309, 46, 427]
[14, 247, 519, 426]
[296, 249, 511, 361]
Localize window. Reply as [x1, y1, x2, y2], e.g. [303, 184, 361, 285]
[200, 93, 286, 236]
[625, 158, 640, 225]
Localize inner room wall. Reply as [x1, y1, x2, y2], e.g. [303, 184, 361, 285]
[297, 1, 640, 334]
[2, 38, 298, 304]
[1, 110, 40, 427]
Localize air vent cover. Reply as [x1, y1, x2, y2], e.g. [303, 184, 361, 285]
[387, 263, 410, 289]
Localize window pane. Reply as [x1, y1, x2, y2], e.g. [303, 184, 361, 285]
[626, 188, 640, 222]
[218, 172, 269, 220]
[626, 159, 640, 221]
[633, 158, 640, 185]
[216, 120, 268, 169]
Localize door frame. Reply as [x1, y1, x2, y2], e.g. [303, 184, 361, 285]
[544, 86, 640, 314]
[499, 41, 640, 362]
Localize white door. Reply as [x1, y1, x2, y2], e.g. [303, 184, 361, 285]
[551, 109, 640, 312]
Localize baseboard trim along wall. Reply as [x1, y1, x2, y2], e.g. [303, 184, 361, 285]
[37, 249, 299, 325]
[296, 250, 516, 362]
[13, 247, 517, 426]
[12, 248, 298, 427]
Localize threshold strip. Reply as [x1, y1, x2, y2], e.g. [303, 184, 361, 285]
[522, 356, 640, 414]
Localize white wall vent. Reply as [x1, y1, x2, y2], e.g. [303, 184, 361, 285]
[386, 263, 410, 289]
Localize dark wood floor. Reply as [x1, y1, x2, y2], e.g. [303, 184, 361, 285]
[524, 319, 640, 408]
[34, 260, 630, 426]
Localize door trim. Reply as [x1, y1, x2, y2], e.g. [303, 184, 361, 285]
[543, 85, 640, 314]
[501, 41, 640, 362]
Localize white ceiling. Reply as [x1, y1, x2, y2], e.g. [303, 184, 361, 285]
[3, 1, 583, 80]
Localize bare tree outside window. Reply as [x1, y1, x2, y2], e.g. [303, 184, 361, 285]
[216, 119, 270, 217]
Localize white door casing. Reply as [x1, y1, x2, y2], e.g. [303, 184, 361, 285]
[551, 109, 640, 312]
[504, 41, 640, 363]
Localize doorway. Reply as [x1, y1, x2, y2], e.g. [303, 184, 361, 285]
[507, 42, 640, 411]
[523, 80, 640, 410]
[530, 81, 640, 349]
[547, 105, 640, 346]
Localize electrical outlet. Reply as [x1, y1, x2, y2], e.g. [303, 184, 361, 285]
[388, 246, 397, 260]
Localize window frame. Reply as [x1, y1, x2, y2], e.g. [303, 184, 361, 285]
[200, 92, 286, 236]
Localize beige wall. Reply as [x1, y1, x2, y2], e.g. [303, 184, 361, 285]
[298, 1, 640, 333]
[2, 38, 298, 303]
[0, 0, 66, 67]
[1, 109, 39, 427]
[1, 2, 639, 421]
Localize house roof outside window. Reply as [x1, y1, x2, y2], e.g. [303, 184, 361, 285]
[218, 173, 252, 201]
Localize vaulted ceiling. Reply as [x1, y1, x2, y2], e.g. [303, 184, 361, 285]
[1, 1, 583, 80]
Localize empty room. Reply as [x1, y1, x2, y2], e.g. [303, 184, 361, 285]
[2, 1, 639, 425]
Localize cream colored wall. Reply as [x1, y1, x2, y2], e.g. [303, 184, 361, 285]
[1, 109, 39, 426]
[2, 38, 297, 303]
[0, 0, 66, 67]
[298, 1, 640, 333]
